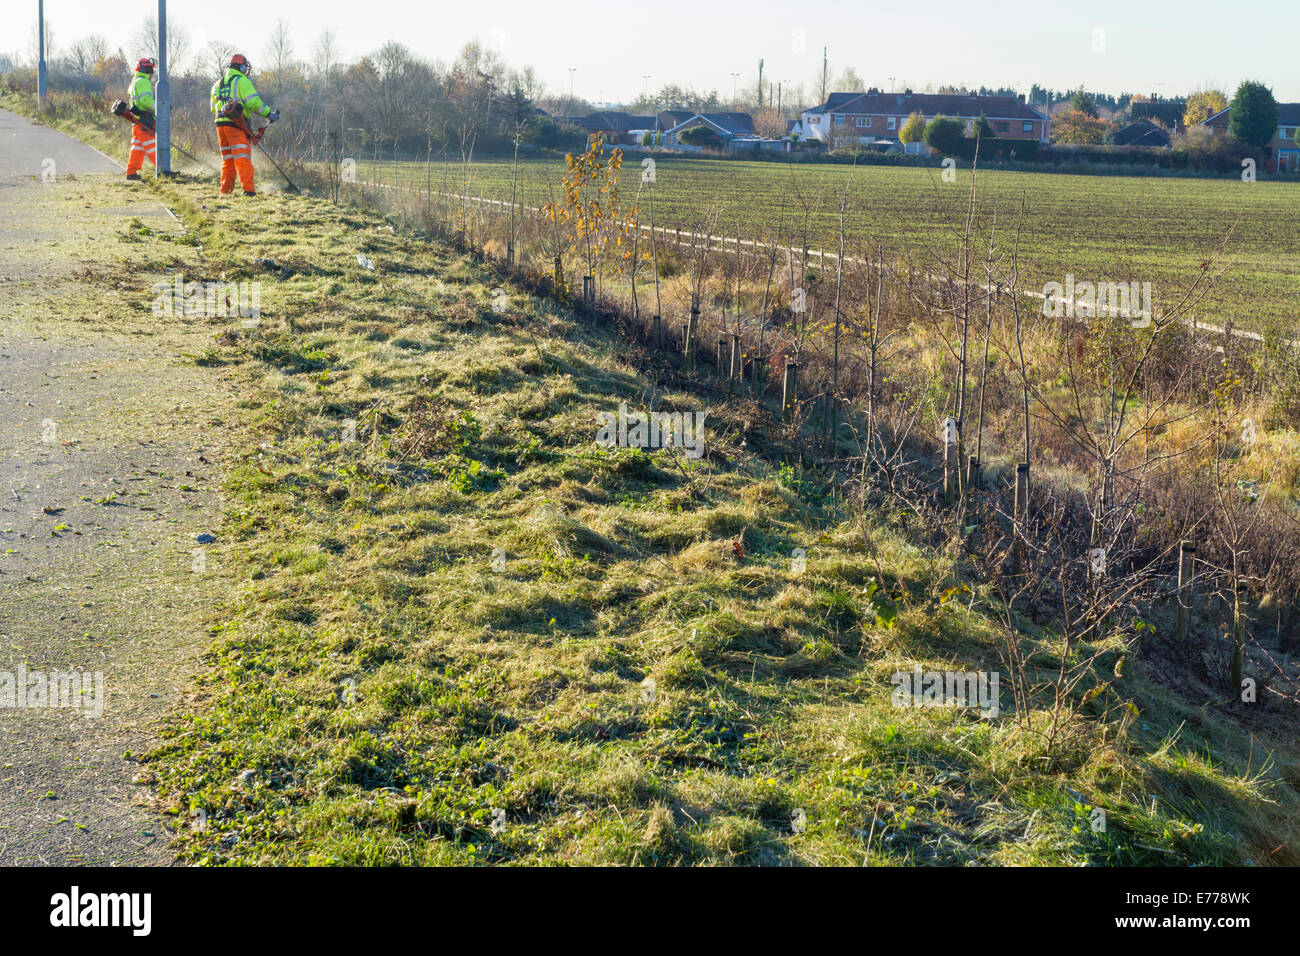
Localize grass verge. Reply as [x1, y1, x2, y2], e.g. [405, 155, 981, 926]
[128, 174, 1298, 865]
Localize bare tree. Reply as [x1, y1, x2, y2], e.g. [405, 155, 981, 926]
[65, 35, 108, 77]
[205, 41, 238, 79]
[131, 16, 190, 75]
[312, 30, 338, 82]
[263, 19, 295, 83]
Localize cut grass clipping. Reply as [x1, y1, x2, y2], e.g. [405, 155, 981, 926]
[138, 176, 1296, 866]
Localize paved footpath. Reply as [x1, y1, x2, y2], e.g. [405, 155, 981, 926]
[0, 108, 235, 865]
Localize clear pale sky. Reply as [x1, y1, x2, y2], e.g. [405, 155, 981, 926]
[15, 0, 1299, 104]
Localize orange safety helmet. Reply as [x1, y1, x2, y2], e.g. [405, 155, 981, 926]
[228, 54, 251, 76]
[136, 57, 156, 74]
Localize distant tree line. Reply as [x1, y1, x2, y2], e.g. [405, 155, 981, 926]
[4, 16, 587, 158]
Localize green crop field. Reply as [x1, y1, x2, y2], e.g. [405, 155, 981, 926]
[356, 154, 1300, 332]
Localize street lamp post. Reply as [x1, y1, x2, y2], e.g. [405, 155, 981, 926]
[156, 0, 172, 175]
[37, 0, 47, 104]
[154, 0, 172, 175]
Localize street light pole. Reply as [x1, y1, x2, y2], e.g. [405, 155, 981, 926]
[156, 0, 172, 175]
[37, 0, 47, 104]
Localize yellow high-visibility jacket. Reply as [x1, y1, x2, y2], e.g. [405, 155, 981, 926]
[128, 71, 155, 114]
[210, 68, 270, 126]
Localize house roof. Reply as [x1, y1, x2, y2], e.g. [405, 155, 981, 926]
[666, 112, 756, 137]
[1112, 120, 1171, 148]
[701, 112, 756, 134]
[657, 109, 696, 127]
[571, 111, 640, 133]
[1130, 100, 1185, 127]
[805, 92, 863, 114]
[809, 91, 1046, 122]
[1201, 103, 1300, 128]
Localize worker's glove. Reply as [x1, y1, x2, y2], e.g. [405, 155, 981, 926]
[268, 110, 280, 123]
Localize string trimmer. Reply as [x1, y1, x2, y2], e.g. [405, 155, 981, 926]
[109, 100, 214, 172]
[220, 102, 299, 193]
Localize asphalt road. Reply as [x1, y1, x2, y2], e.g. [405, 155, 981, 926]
[0, 108, 230, 865]
[0, 108, 121, 181]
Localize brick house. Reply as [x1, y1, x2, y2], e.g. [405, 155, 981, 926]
[801, 90, 1049, 145]
[1201, 104, 1300, 172]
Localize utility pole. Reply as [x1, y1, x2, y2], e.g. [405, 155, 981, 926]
[156, 0, 172, 175]
[37, 0, 47, 104]
[777, 81, 783, 116]
[821, 46, 828, 104]
[757, 58, 764, 110]
[730, 73, 739, 109]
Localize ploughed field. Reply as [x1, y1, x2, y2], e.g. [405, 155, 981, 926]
[354, 154, 1300, 333]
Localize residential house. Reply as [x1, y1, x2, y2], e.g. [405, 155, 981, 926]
[1130, 99, 1185, 131]
[663, 112, 756, 147]
[656, 110, 696, 133]
[801, 90, 1049, 145]
[624, 116, 658, 144]
[1111, 119, 1172, 148]
[1201, 104, 1300, 172]
[567, 111, 657, 145]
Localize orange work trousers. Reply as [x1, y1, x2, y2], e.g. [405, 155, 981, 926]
[217, 123, 255, 194]
[126, 123, 156, 175]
